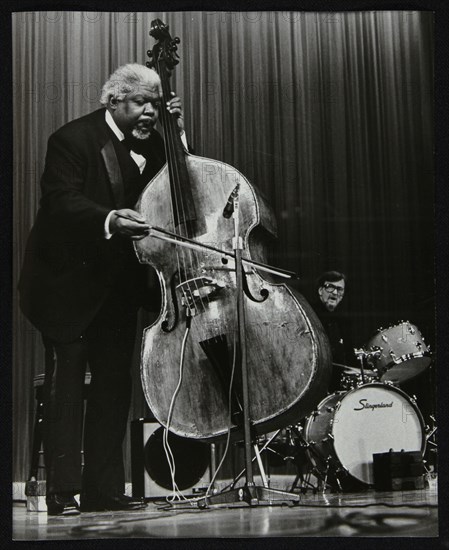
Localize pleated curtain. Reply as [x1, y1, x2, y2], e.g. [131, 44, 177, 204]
[12, 11, 434, 482]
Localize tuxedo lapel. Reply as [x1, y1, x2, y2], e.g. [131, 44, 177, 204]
[95, 109, 166, 209]
[89, 108, 126, 209]
[101, 139, 124, 208]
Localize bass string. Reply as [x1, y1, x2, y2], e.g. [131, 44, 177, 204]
[157, 53, 229, 345]
[160, 73, 200, 310]
[157, 60, 212, 328]
[160, 74, 190, 277]
[154, 59, 184, 305]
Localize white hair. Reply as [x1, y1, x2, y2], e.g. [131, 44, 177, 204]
[99, 63, 161, 106]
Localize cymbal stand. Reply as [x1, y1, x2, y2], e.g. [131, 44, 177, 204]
[287, 428, 318, 494]
[230, 425, 319, 495]
[354, 348, 368, 384]
[354, 347, 383, 384]
[224, 430, 281, 490]
[424, 414, 438, 475]
[287, 424, 336, 494]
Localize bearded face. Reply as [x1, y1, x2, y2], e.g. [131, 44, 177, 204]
[110, 83, 160, 140]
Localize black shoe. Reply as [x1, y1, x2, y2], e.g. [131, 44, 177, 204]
[46, 493, 80, 516]
[80, 493, 146, 512]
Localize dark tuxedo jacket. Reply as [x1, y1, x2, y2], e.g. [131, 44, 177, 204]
[19, 108, 166, 343]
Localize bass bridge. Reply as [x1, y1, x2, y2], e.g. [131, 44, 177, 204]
[176, 276, 226, 315]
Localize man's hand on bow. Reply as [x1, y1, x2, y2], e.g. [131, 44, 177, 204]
[109, 209, 150, 240]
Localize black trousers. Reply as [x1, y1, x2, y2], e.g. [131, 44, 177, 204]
[42, 296, 138, 497]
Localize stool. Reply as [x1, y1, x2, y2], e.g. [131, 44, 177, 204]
[28, 372, 92, 480]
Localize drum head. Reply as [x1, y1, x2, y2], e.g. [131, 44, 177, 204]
[332, 384, 424, 485]
[367, 322, 431, 384]
[380, 356, 432, 383]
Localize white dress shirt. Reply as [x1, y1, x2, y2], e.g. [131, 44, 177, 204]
[104, 110, 188, 238]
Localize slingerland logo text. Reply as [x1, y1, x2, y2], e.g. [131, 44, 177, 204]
[353, 399, 394, 411]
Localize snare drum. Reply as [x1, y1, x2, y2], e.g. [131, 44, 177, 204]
[366, 322, 431, 384]
[304, 383, 425, 487]
[340, 370, 379, 391]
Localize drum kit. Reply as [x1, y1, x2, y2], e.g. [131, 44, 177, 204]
[265, 321, 434, 492]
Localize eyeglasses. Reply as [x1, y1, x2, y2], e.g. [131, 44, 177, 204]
[323, 283, 345, 295]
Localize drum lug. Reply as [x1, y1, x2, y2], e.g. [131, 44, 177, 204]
[389, 349, 399, 363]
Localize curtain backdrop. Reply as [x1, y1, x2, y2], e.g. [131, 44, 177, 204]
[12, 11, 434, 483]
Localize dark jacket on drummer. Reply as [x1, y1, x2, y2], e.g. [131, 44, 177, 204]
[18, 63, 187, 516]
[310, 271, 353, 393]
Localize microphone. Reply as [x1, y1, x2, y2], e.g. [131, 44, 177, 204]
[222, 184, 240, 218]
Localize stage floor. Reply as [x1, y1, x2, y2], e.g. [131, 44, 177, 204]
[13, 482, 438, 540]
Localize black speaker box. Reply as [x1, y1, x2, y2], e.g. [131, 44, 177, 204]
[373, 450, 425, 491]
[131, 419, 211, 499]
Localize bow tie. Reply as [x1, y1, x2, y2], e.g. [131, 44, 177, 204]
[122, 136, 150, 156]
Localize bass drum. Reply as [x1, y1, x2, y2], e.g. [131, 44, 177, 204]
[304, 383, 425, 487]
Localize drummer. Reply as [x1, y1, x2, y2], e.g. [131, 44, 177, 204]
[311, 271, 354, 393]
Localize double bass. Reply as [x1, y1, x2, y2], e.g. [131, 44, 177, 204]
[134, 19, 331, 440]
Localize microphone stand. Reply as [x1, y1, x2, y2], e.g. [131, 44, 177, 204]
[147, 192, 301, 507]
[191, 190, 300, 507]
